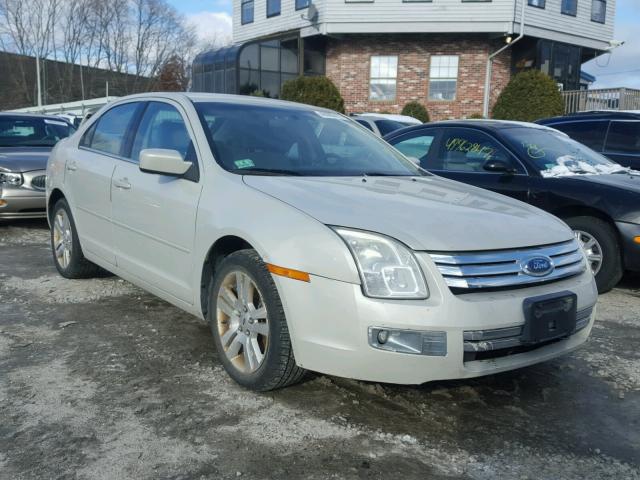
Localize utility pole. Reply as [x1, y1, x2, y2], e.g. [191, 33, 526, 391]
[35, 55, 42, 107]
[80, 64, 85, 101]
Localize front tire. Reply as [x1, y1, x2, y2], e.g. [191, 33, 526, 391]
[50, 199, 101, 278]
[564, 216, 622, 293]
[207, 249, 306, 391]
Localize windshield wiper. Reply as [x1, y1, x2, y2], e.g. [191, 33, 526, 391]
[235, 167, 302, 176]
[361, 172, 407, 177]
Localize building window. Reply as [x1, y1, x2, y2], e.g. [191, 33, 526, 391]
[528, 0, 545, 7]
[561, 0, 577, 15]
[369, 55, 398, 101]
[591, 0, 606, 22]
[429, 55, 458, 101]
[295, 0, 310, 9]
[267, 0, 280, 17]
[241, 0, 254, 24]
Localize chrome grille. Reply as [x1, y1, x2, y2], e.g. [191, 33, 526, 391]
[429, 239, 586, 292]
[31, 175, 46, 190]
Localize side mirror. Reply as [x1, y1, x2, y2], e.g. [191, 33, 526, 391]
[483, 159, 516, 174]
[139, 149, 191, 176]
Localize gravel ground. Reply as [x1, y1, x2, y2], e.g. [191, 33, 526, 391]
[1, 220, 639, 480]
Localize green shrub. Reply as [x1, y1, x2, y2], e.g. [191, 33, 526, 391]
[492, 70, 564, 121]
[280, 76, 345, 113]
[401, 101, 429, 123]
[467, 112, 485, 119]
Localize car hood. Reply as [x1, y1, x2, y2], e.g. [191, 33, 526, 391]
[0, 147, 51, 172]
[243, 175, 573, 251]
[567, 172, 640, 193]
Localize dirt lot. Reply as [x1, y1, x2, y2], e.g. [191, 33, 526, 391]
[1, 220, 639, 480]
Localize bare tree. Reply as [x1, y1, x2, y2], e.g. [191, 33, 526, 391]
[0, 0, 203, 105]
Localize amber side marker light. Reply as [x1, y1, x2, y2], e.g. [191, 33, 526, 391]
[634, 236, 640, 245]
[0, 200, 7, 207]
[266, 263, 311, 282]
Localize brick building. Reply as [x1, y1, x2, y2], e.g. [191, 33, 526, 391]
[192, 0, 615, 120]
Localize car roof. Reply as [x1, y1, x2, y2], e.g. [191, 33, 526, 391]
[537, 110, 640, 123]
[0, 112, 74, 122]
[108, 92, 342, 116]
[383, 119, 559, 139]
[355, 113, 422, 124]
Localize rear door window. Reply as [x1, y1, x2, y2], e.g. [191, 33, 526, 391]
[550, 120, 609, 151]
[89, 103, 141, 156]
[605, 121, 640, 154]
[391, 132, 436, 167]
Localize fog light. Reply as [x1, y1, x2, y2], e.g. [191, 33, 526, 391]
[634, 236, 640, 245]
[368, 327, 447, 356]
[377, 329, 389, 344]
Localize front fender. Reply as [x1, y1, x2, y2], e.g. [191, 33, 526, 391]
[192, 173, 361, 315]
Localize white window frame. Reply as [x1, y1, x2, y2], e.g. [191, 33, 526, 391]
[428, 55, 459, 101]
[369, 55, 398, 101]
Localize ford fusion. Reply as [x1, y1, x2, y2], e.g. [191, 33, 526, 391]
[0, 113, 75, 219]
[46, 94, 597, 391]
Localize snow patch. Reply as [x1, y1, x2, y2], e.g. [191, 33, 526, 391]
[2, 274, 142, 304]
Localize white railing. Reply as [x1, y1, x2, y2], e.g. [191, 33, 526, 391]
[562, 88, 640, 114]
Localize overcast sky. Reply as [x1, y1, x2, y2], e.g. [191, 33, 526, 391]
[170, 0, 640, 89]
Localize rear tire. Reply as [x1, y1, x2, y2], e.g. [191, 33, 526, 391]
[207, 249, 306, 391]
[564, 215, 622, 293]
[50, 199, 101, 279]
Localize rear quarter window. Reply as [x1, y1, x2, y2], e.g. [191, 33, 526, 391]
[605, 121, 640, 154]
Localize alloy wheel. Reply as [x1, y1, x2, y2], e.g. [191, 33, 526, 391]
[216, 270, 269, 374]
[574, 230, 604, 276]
[53, 209, 73, 269]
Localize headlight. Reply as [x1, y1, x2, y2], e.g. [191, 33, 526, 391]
[333, 227, 428, 299]
[0, 171, 23, 186]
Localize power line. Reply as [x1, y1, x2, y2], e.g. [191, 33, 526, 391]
[592, 68, 640, 76]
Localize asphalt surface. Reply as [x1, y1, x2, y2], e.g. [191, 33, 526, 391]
[1, 220, 639, 480]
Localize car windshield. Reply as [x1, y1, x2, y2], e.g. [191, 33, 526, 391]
[503, 127, 631, 177]
[195, 102, 427, 177]
[0, 116, 75, 147]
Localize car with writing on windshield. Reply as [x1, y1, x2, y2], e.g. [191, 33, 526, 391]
[0, 113, 75, 220]
[46, 94, 596, 391]
[385, 120, 640, 293]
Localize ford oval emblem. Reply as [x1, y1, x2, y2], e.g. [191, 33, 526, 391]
[521, 256, 555, 277]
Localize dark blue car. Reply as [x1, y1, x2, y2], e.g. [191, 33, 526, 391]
[384, 120, 640, 293]
[537, 111, 640, 171]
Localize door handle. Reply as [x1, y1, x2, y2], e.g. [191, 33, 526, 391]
[113, 177, 131, 190]
[66, 161, 77, 172]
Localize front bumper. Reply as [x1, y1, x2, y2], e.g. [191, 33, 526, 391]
[274, 254, 598, 385]
[0, 170, 47, 219]
[616, 221, 640, 272]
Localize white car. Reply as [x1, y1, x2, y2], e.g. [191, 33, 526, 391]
[353, 113, 422, 136]
[46, 93, 598, 391]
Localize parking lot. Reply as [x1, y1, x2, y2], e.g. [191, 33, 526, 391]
[1, 220, 639, 480]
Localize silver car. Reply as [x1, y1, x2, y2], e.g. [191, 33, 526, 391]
[0, 113, 75, 219]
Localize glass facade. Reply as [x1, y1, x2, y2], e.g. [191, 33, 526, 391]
[512, 38, 582, 91]
[192, 35, 325, 99]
